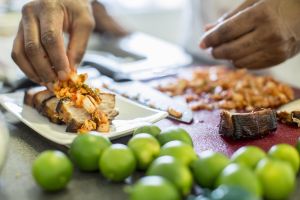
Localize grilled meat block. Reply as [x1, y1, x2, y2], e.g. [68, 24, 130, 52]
[219, 109, 277, 139]
[56, 98, 92, 132]
[277, 99, 300, 127]
[98, 93, 118, 120]
[42, 97, 63, 124]
[33, 90, 54, 112]
[24, 87, 46, 107]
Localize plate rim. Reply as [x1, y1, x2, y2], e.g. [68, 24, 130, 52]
[0, 91, 168, 145]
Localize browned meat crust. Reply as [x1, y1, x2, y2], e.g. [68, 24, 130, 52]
[219, 109, 277, 139]
[23, 87, 46, 107]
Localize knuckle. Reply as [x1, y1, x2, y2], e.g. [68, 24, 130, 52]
[41, 30, 58, 46]
[81, 17, 96, 31]
[21, 2, 34, 16]
[218, 26, 230, 40]
[233, 60, 244, 68]
[275, 47, 289, 61]
[212, 48, 225, 59]
[213, 45, 235, 59]
[24, 41, 40, 56]
[11, 49, 18, 62]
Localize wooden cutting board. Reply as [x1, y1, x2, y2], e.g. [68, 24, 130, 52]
[156, 85, 300, 157]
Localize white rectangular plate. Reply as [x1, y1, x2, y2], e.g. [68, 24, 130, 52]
[0, 91, 168, 145]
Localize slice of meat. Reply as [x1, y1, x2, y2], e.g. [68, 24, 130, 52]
[82, 95, 97, 114]
[42, 97, 63, 124]
[98, 93, 118, 120]
[56, 99, 92, 132]
[24, 87, 46, 107]
[33, 90, 55, 112]
[219, 109, 277, 140]
[277, 99, 300, 127]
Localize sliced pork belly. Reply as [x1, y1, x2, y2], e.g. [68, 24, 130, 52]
[24, 87, 47, 107]
[98, 93, 119, 121]
[33, 90, 54, 112]
[56, 99, 92, 132]
[42, 97, 63, 124]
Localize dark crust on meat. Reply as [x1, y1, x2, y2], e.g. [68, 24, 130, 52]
[41, 96, 64, 124]
[24, 87, 46, 107]
[33, 90, 55, 112]
[219, 109, 277, 140]
[66, 119, 81, 133]
[24, 86, 118, 133]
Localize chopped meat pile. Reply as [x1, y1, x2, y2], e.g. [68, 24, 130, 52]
[157, 67, 294, 111]
[24, 73, 118, 133]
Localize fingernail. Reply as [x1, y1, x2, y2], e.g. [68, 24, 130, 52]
[58, 70, 69, 81]
[47, 83, 54, 91]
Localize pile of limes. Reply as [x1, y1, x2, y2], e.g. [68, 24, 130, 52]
[31, 125, 300, 200]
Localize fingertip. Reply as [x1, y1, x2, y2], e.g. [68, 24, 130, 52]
[199, 41, 207, 49]
[58, 70, 70, 81]
[47, 83, 54, 91]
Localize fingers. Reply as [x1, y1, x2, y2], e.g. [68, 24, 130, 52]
[39, 7, 71, 80]
[233, 44, 290, 70]
[221, 0, 260, 21]
[67, 16, 95, 68]
[204, 0, 260, 32]
[212, 31, 260, 60]
[21, 4, 57, 83]
[11, 23, 41, 83]
[92, 0, 128, 37]
[200, 7, 257, 49]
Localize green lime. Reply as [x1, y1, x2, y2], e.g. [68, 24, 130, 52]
[133, 125, 161, 137]
[216, 163, 262, 197]
[69, 134, 111, 171]
[32, 150, 73, 191]
[297, 138, 300, 155]
[157, 127, 193, 146]
[231, 146, 266, 169]
[191, 150, 230, 188]
[160, 140, 197, 166]
[147, 155, 193, 196]
[128, 176, 181, 200]
[255, 158, 295, 200]
[128, 133, 160, 170]
[268, 144, 300, 174]
[99, 144, 136, 182]
[210, 185, 261, 200]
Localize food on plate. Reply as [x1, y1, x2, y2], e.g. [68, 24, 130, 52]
[157, 67, 294, 111]
[219, 108, 277, 139]
[277, 99, 300, 127]
[32, 150, 73, 191]
[24, 73, 118, 133]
